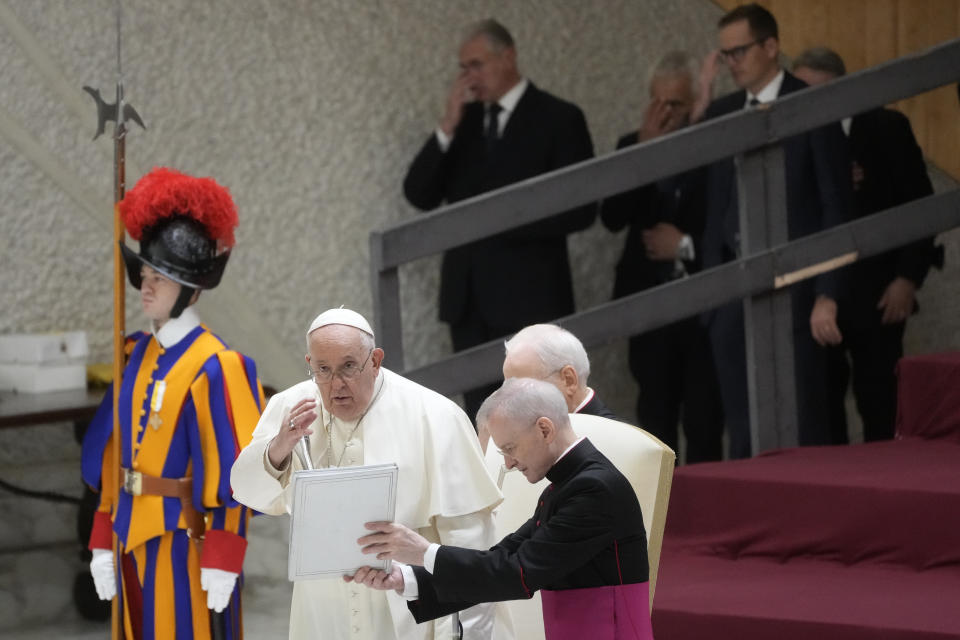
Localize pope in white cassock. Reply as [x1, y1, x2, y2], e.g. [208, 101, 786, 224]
[231, 308, 513, 640]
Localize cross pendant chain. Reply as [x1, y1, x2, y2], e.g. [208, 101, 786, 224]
[325, 420, 362, 468]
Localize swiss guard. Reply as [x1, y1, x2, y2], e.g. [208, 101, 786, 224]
[81, 167, 265, 640]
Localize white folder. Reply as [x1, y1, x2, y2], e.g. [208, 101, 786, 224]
[288, 463, 398, 581]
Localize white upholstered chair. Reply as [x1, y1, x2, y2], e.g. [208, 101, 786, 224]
[483, 413, 675, 640]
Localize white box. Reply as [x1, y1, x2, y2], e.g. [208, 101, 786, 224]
[0, 332, 88, 365]
[0, 362, 87, 393]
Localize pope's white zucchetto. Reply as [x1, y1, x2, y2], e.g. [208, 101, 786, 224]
[306, 307, 375, 342]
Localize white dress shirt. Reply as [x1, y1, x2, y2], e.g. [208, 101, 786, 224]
[746, 69, 785, 106]
[435, 78, 530, 151]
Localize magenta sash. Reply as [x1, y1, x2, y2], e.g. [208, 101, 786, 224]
[540, 581, 653, 640]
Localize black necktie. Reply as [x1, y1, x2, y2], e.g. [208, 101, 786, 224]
[748, 97, 760, 108]
[486, 103, 502, 155]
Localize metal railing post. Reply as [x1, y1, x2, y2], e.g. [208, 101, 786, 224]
[737, 143, 799, 453]
[370, 231, 405, 370]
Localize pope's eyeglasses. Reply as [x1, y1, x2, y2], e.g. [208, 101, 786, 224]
[308, 348, 373, 383]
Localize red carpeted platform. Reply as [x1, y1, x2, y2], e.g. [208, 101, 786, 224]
[897, 352, 960, 444]
[664, 440, 960, 570]
[652, 352, 960, 639]
[654, 553, 960, 640]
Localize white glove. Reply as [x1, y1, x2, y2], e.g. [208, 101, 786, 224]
[90, 548, 117, 601]
[200, 567, 239, 613]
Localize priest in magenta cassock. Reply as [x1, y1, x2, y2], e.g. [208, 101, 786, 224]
[351, 377, 655, 640]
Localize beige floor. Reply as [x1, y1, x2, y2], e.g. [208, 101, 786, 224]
[7, 579, 292, 640]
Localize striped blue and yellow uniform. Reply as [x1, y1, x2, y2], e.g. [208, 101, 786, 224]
[82, 325, 264, 640]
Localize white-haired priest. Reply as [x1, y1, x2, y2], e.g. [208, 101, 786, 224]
[350, 377, 654, 640]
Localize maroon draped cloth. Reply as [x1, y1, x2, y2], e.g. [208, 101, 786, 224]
[896, 351, 960, 443]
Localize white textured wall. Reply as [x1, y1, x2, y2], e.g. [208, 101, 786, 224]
[0, 0, 728, 420]
[3, 2, 958, 632]
[2, 0, 957, 424]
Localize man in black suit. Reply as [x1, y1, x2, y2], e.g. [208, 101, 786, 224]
[793, 47, 939, 443]
[350, 377, 654, 640]
[403, 19, 597, 420]
[700, 4, 852, 458]
[601, 51, 723, 463]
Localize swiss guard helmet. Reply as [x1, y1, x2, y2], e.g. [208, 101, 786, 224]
[119, 168, 238, 319]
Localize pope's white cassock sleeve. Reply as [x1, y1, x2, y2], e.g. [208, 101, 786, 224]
[231, 368, 515, 640]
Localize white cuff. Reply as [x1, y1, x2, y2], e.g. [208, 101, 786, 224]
[424, 543, 441, 574]
[263, 440, 290, 479]
[435, 129, 452, 152]
[399, 563, 419, 600]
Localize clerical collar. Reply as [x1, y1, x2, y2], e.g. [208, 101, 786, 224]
[152, 306, 201, 349]
[746, 69, 785, 106]
[556, 436, 586, 463]
[573, 388, 595, 414]
[545, 437, 591, 484]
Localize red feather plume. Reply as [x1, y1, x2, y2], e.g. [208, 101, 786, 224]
[119, 167, 238, 248]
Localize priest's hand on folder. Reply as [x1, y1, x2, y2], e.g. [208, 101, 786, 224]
[346, 521, 428, 594]
[357, 520, 430, 565]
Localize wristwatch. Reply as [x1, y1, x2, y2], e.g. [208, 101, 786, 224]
[677, 234, 695, 261]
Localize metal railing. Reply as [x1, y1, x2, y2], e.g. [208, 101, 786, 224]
[371, 37, 960, 454]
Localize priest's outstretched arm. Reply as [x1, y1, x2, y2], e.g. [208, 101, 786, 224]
[352, 480, 624, 622]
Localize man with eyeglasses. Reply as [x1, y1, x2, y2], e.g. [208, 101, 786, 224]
[698, 3, 853, 458]
[470, 323, 620, 453]
[231, 308, 511, 640]
[502, 324, 617, 421]
[403, 18, 596, 424]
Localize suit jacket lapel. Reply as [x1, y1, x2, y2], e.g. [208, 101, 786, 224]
[777, 70, 803, 98]
[497, 82, 538, 148]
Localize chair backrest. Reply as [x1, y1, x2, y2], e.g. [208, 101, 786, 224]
[483, 413, 675, 640]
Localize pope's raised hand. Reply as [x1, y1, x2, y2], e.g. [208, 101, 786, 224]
[267, 397, 317, 468]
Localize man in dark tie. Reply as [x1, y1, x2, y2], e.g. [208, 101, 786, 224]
[698, 4, 852, 457]
[792, 47, 940, 444]
[403, 19, 597, 421]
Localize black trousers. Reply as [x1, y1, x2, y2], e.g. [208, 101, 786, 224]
[707, 299, 831, 459]
[826, 309, 906, 444]
[629, 317, 723, 464]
